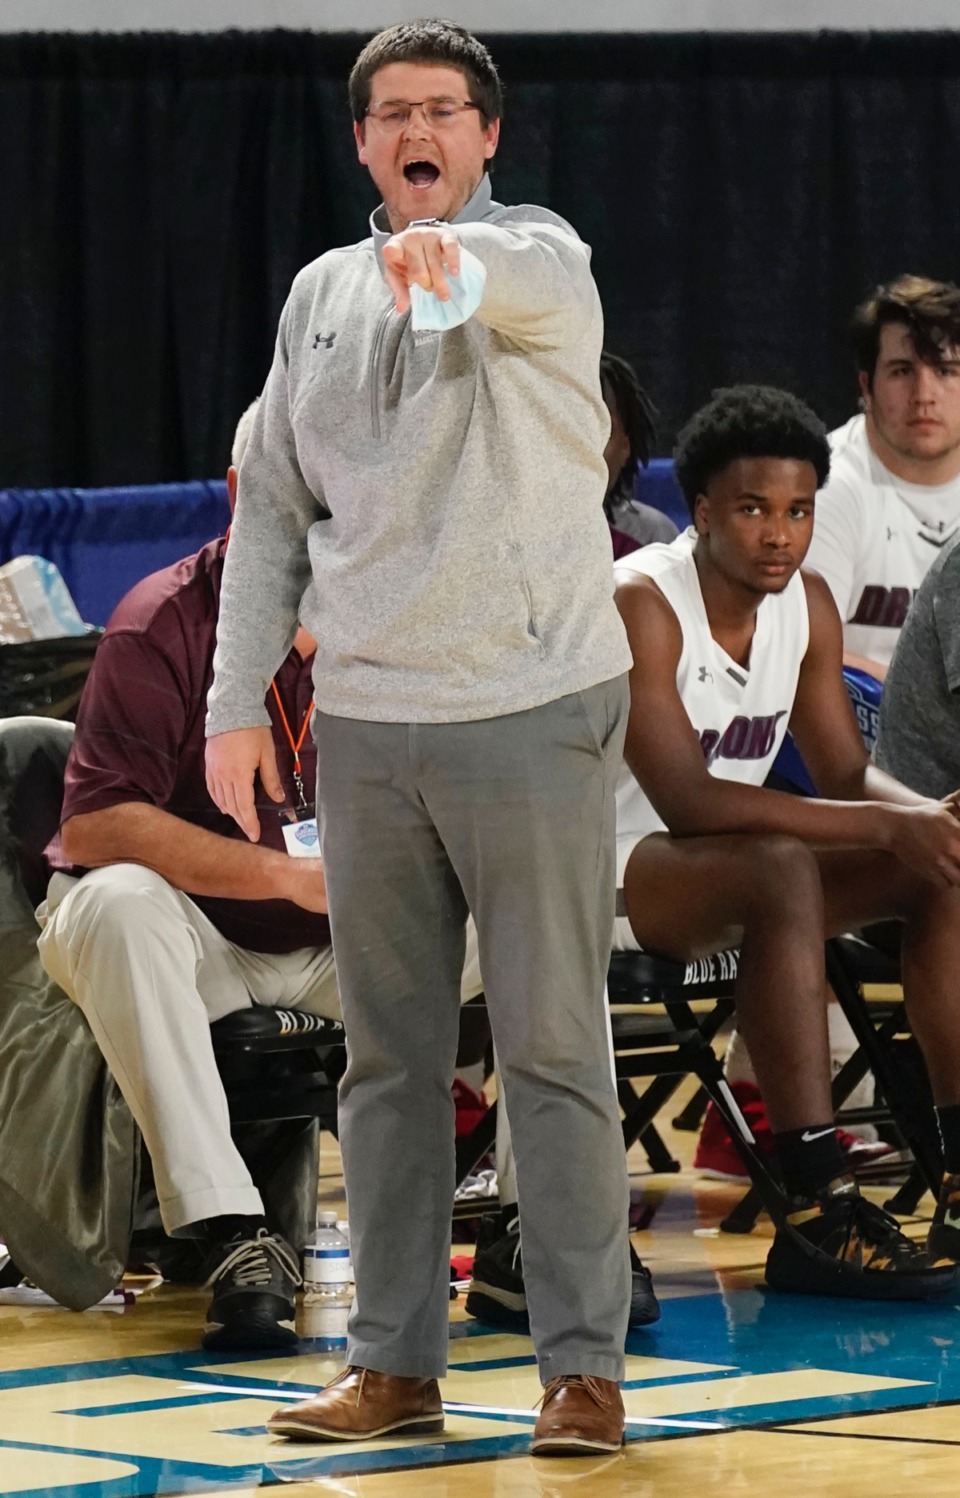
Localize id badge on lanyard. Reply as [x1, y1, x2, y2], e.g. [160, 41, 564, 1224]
[271, 679, 319, 859]
[280, 808, 320, 858]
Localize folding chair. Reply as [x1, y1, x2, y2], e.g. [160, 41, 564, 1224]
[829, 934, 940, 1213]
[720, 931, 942, 1233]
[2, 715, 347, 1135]
[608, 948, 789, 1223]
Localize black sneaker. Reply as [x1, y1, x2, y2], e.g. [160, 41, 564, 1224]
[465, 1211, 526, 1329]
[465, 1214, 661, 1331]
[766, 1174, 960, 1301]
[928, 1172, 960, 1262]
[628, 1242, 661, 1328]
[201, 1228, 302, 1350]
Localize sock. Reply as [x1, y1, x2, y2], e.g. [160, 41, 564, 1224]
[936, 1104, 960, 1174]
[205, 1213, 267, 1247]
[774, 1124, 845, 1199]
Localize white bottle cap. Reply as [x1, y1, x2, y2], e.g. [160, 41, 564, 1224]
[316, 1209, 338, 1227]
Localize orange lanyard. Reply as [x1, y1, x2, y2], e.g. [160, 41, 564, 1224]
[271, 679, 315, 812]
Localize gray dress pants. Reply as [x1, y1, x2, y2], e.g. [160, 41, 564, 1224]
[314, 676, 631, 1384]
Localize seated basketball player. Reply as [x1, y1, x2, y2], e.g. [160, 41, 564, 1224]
[614, 383, 960, 1298]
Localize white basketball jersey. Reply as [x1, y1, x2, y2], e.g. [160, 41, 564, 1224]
[806, 415, 960, 669]
[613, 529, 810, 884]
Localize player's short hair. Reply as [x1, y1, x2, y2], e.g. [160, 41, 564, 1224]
[600, 350, 658, 503]
[348, 20, 503, 126]
[673, 385, 830, 516]
[231, 397, 260, 471]
[853, 274, 960, 385]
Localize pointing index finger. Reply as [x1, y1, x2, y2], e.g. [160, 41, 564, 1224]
[440, 230, 461, 278]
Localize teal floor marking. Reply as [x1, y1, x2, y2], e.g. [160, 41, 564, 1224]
[4, 1287, 960, 1496]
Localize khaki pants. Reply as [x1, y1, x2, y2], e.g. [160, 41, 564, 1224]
[36, 865, 340, 1236]
[36, 864, 484, 1238]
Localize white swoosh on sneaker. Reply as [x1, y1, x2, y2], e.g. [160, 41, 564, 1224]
[800, 1127, 836, 1143]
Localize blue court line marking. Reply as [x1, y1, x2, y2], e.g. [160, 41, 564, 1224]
[8, 1288, 960, 1497]
[8, 1400, 960, 1498]
[0, 1347, 270, 1393]
[623, 1368, 742, 1390]
[0, 1437, 263, 1498]
[444, 1357, 742, 1386]
[5, 1387, 959, 1497]
[69, 1391, 252, 1418]
[447, 1355, 537, 1372]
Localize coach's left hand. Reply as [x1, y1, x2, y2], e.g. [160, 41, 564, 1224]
[382, 224, 461, 314]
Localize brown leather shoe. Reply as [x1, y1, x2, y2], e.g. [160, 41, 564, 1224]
[267, 1366, 444, 1442]
[531, 1374, 625, 1456]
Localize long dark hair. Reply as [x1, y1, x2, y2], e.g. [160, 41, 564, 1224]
[600, 351, 658, 517]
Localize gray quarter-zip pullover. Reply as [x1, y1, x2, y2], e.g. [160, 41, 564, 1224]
[207, 177, 631, 730]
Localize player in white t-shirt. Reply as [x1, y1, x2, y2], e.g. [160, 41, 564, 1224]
[616, 385, 960, 1301]
[806, 275, 960, 680]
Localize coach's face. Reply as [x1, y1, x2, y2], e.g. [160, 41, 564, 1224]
[355, 62, 499, 232]
[694, 456, 817, 596]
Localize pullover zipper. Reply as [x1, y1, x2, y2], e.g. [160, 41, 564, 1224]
[369, 304, 393, 439]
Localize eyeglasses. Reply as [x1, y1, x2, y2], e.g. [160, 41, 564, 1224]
[364, 98, 482, 133]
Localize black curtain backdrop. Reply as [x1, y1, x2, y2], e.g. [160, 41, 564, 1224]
[4, 28, 960, 486]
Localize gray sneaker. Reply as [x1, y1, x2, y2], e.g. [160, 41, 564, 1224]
[201, 1228, 302, 1350]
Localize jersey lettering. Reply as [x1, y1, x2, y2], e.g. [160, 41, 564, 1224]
[700, 710, 787, 766]
[850, 585, 914, 629]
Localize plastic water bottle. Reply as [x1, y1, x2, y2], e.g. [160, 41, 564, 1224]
[303, 1210, 352, 1306]
[301, 1297, 350, 1349]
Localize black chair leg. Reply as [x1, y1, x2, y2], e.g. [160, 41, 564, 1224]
[885, 1164, 930, 1217]
[720, 1182, 766, 1235]
[827, 942, 942, 1200]
[639, 1121, 682, 1175]
[673, 1084, 710, 1132]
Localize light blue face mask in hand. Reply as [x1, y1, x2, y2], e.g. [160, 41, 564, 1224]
[409, 246, 487, 333]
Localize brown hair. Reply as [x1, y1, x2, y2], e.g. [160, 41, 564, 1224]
[348, 19, 503, 126]
[853, 274, 960, 386]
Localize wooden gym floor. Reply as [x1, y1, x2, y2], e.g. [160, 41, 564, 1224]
[3, 1084, 960, 1498]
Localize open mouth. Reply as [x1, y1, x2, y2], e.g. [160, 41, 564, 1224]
[403, 160, 441, 189]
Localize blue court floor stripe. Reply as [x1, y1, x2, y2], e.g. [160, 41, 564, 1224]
[69, 1391, 252, 1418]
[0, 1437, 262, 1498]
[445, 1358, 742, 1385]
[448, 1355, 538, 1372]
[0, 1348, 273, 1393]
[622, 1368, 742, 1390]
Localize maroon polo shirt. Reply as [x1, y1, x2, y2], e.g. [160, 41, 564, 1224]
[59, 537, 330, 954]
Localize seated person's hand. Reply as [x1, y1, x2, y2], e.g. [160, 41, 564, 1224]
[887, 800, 960, 886]
[942, 790, 960, 824]
[206, 727, 283, 843]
